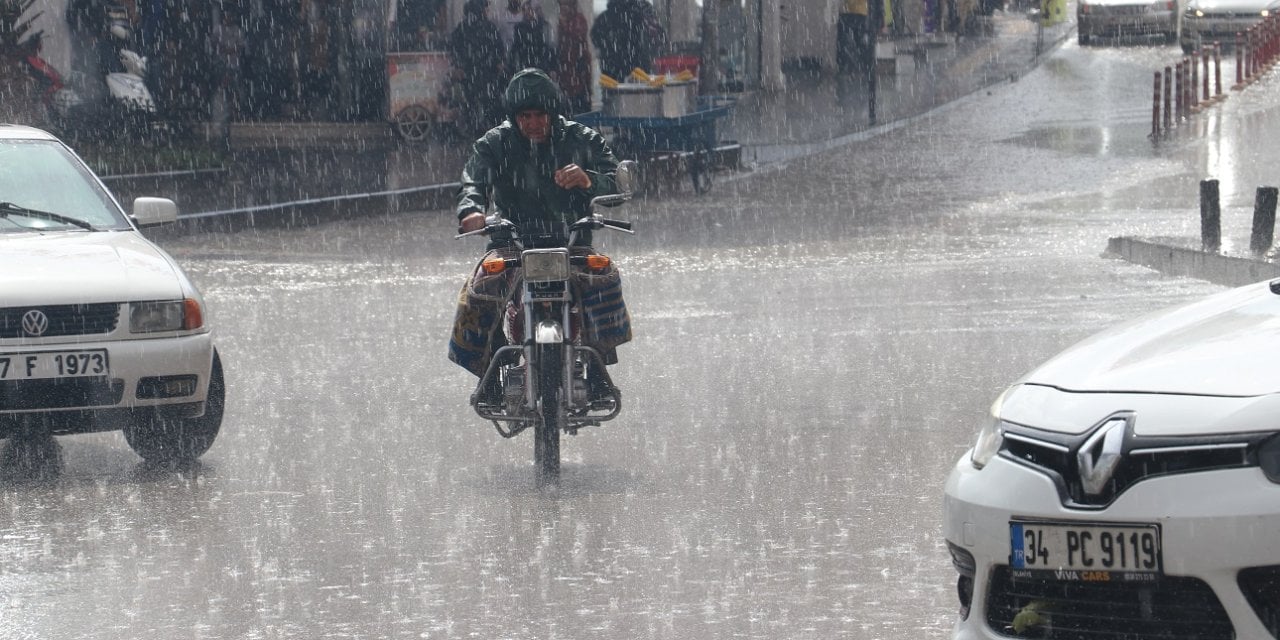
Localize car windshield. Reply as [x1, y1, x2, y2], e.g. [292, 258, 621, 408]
[0, 139, 129, 232]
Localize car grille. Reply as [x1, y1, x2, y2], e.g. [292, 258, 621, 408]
[1239, 566, 1280, 639]
[0, 303, 120, 338]
[986, 565, 1234, 639]
[1002, 425, 1255, 507]
[0, 377, 124, 410]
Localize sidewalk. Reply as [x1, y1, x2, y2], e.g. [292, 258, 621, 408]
[108, 11, 1072, 230]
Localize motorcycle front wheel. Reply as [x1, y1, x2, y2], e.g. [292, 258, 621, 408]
[534, 343, 563, 478]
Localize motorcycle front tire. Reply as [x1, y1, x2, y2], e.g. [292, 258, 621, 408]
[534, 343, 563, 478]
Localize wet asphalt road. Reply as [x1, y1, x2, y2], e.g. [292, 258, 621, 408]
[5, 38, 1276, 639]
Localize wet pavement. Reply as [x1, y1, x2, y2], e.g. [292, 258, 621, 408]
[12, 22, 1280, 640]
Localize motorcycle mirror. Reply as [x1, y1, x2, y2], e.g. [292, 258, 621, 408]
[590, 160, 638, 210]
[615, 160, 638, 197]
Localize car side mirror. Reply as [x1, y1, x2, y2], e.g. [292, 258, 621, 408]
[131, 197, 178, 227]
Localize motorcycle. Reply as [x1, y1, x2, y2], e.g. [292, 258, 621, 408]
[55, 4, 159, 140]
[455, 160, 638, 478]
[99, 4, 159, 136]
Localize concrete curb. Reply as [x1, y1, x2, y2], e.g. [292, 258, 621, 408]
[1106, 236, 1280, 287]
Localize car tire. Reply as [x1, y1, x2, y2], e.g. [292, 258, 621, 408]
[1078, 31, 1090, 45]
[124, 350, 225, 464]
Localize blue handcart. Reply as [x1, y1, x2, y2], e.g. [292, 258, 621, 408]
[575, 95, 736, 194]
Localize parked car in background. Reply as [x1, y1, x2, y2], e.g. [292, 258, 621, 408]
[1180, 0, 1280, 51]
[943, 279, 1280, 639]
[1077, 0, 1180, 45]
[0, 124, 223, 465]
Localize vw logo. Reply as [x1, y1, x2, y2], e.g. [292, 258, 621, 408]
[21, 309, 49, 337]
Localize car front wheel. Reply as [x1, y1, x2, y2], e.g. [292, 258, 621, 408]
[124, 350, 225, 464]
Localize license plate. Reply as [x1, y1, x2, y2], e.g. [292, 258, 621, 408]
[1010, 520, 1162, 580]
[0, 350, 110, 380]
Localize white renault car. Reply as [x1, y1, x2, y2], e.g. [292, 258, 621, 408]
[944, 279, 1280, 639]
[0, 124, 222, 464]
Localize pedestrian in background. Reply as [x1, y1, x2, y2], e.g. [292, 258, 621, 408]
[509, 2, 555, 75]
[494, 0, 525, 51]
[211, 7, 244, 126]
[448, 0, 507, 136]
[555, 0, 592, 114]
[836, 0, 870, 74]
[591, 0, 665, 80]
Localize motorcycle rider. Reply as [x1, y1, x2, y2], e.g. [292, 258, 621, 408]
[450, 67, 633, 405]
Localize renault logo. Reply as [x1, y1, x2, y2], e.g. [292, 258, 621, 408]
[1078, 417, 1128, 495]
[21, 309, 49, 337]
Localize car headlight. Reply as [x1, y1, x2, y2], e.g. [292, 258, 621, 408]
[1259, 434, 1280, 483]
[1262, 8, 1271, 16]
[970, 388, 1011, 469]
[130, 299, 203, 332]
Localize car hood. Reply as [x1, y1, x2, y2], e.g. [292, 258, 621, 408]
[0, 231, 185, 306]
[1022, 280, 1280, 397]
[1186, 0, 1277, 12]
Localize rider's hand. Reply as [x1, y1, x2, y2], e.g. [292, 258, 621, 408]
[458, 211, 486, 233]
[555, 164, 592, 190]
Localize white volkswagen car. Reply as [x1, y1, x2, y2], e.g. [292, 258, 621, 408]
[0, 125, 222, 464]
[944, 279, 1280, 639]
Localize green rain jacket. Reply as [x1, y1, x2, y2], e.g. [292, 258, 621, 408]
[456, 69, 619, 243]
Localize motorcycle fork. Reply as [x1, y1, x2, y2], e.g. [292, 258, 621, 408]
[522, 297, 574, 411]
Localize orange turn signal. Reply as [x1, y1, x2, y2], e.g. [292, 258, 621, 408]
[585, 255, 611, 270]
[182, 298, 203, 330]
[482, 258, 507, 274]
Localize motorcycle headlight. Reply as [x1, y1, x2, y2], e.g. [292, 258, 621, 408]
[1259, 434, 1280, 483]
[522, 249, 570, 282]
[970, 388, 1011, 469]
[130, 299, 203, 332]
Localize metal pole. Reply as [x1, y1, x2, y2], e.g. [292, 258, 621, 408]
[1152, 71, 1161, 139]
[1175, 61, 1184, 120]
[1252, 186, 1279, 255]
[1163, 66, 1172, 131]
[1236, 34, 1244, 87]
[869, 0, 883, 125]
[1202, 48, 1210, 101]
[1182, 56, 1192, 110]
[1214, 43, 1222, 97]
[1201, 178, 1221, 252]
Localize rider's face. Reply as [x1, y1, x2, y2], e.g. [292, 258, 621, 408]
[516, 109, 551, 143]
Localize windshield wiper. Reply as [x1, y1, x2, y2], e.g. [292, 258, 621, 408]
[0, 202, 97, 230]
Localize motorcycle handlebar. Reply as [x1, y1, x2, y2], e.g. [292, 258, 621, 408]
[455, 216, 634, 239]
[599, 218, 634, 233]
